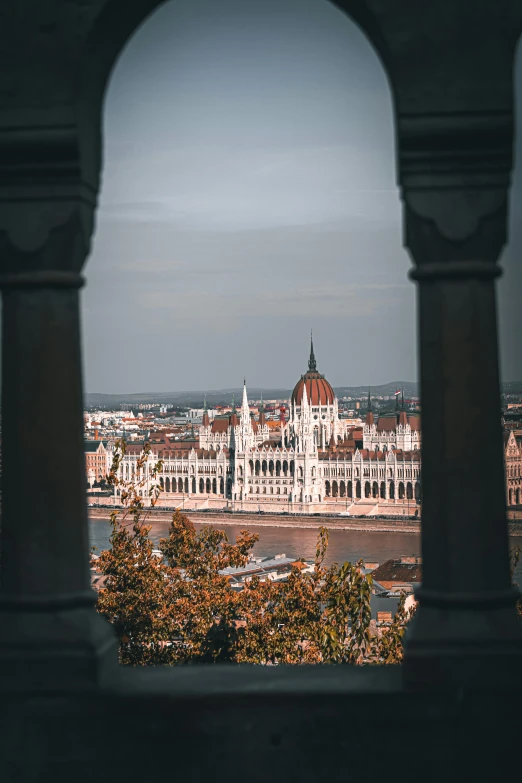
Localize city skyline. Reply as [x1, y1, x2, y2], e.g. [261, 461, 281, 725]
[82, 0, 522, 393]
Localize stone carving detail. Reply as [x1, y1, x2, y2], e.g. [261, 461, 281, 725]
[397, 109, 513, 258]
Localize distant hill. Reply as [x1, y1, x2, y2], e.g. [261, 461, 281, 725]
[85, 380, 522, 409]
[85, 381, 418, 408]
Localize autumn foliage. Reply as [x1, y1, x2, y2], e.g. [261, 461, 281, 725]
[92, 440, 417, 665]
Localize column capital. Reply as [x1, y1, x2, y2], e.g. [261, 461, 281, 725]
[0, 127, 97, 276]
[398, 109, 512, 270]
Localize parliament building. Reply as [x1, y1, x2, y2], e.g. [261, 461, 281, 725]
[115, 340, 422, 514]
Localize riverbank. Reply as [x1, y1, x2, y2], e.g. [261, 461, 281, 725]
[88, 507, 522, 536]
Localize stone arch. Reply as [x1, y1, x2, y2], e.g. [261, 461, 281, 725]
[184, 477, 189, 493]
[212, 478, 217, 494]
[268, 460, 274, 476]
[348, 480, 353, 498]
[262, 460, 267, 476]
[364, 481, 371, 498]
[165, 477, 170, 492]
[340, 480, 346, 497]
[255, 460, 260, 476]
[220, 477, 224, 495]
[332, 480, 338, 497]
[399, 482, 405, 500]
[199, 478, 204, 494]
[206, 478, 211, 494]
[283, 460, 288, 476]
[516, 488, 521, 505]
[389, 481, 395, 500]
[159, 477, 164, 490]
[372, 481, 379, 498]
[276, 460, 281, 476]
[8, 0, 522, 700]
[380, 481, 386, 499]
[356, 481, 361, 499]
[325, 480, 331, 498]
[406, 481, 413, 500]
[191, 477, 196, 493]
[178, 478, 183, 493]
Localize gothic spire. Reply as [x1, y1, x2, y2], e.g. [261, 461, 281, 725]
[258, 394, 266, 427]
[241, 379, 250, 418]
[202, 394, 209, 426]
[308, 330, 317, 372]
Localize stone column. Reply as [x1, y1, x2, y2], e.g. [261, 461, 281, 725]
[401, 134, 522, 688]
[0, 270, 117, 691]
[0, 118, 118, 695]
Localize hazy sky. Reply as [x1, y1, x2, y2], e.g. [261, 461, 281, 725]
[83, 0, 522, 393]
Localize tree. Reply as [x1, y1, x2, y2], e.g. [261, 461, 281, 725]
[91, 443, 430, 666]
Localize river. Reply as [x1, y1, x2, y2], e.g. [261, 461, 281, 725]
[89, 517, 522, 615]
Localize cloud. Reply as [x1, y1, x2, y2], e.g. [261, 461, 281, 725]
[141, 282, 410, 331]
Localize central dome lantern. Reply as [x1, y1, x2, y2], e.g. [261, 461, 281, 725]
[291, 334, 335, 406]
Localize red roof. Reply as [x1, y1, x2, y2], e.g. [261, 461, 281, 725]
[211, 419, 229, 434]
[377, 417, 397, 432]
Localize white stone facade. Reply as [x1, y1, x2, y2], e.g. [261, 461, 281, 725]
[114, 344, 422, 514]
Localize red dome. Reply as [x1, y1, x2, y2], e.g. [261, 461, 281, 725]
[292, 335, 335, 406]
[292, 372, 335, 406]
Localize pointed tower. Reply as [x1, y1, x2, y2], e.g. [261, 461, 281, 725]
[365, 388, 374, 426]
[301, 381, 309, 417]
[229, 393, 239, 427]
[258, 395, 266, 427]
[399, 387, 408, 427]
[202, 395, 209, 427]
[308, 330, 317, 372]
[240, 379, 249, 422]
[238, 379, 253, 452]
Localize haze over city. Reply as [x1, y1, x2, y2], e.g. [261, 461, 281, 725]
[82, 0, 522, 393]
